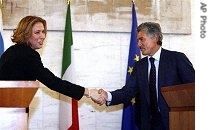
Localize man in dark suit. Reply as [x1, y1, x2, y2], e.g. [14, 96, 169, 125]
[93, 22, 195, 130]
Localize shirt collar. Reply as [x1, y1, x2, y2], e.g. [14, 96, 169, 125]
[148, 47, 162, 61]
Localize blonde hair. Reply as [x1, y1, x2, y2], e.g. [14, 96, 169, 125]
[11, 16, 47, 45]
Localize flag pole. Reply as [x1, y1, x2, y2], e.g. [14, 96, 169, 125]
[0, 0, 2, 10]
[67, 0, 70, 5]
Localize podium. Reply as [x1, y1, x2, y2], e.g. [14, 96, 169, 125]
[161, 82, 195, 130]
[0, 80, 39, 130]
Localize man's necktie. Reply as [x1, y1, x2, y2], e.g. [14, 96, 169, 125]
[149, 57, 158, 113]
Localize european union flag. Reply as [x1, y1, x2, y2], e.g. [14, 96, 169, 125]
[0, 32, 4, 57]
[0, 2, 4, 57]
[121, 2, 140, 130]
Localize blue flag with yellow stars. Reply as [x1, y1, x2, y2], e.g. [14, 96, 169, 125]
[121, 2, 140, 130]
[0, 2, 4, 57]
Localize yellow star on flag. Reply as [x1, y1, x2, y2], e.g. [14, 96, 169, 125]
[134, 54, 139, 62]
[131, 97, 136, 105]
[128, 66, 133, 75]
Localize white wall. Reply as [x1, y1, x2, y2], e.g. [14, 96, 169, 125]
[2, 0, 195, 130]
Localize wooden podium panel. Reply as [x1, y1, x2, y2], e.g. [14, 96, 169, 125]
[161, 82, 195, 130]
[0, 80, 39, 107]
[161, 82, 195, 111]
[169, 111, 194, 130]
[0, 80, 39, 130]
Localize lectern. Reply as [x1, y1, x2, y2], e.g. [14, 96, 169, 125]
[0, 80, 39, 130]
[161, 82, 195, 130]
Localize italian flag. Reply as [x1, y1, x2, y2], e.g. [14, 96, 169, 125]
[59, 1, 79, 130]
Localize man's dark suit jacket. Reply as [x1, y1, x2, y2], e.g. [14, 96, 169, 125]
[109, 48, 195, 130]
[0, 44, 84, 100]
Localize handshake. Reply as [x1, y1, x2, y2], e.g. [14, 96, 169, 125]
[86, 89, 108, 105]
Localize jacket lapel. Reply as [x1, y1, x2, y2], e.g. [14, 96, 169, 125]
[140, 57, 150, 104]
[158, 49, 167, 88]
